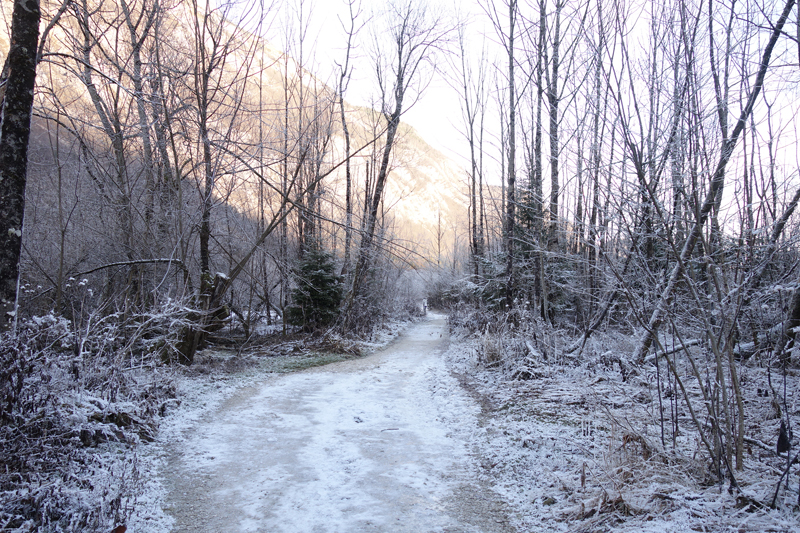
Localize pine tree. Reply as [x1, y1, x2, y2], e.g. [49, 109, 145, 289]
[286, 247, 343, 331]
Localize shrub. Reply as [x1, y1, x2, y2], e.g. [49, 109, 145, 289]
[0, 312, 176, 531]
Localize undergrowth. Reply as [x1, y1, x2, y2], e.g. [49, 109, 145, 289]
[0, 313, 177, 532]
[446, 304, 800, 531]
[0, 299, 418, 531]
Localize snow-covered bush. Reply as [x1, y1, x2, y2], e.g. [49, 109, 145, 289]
[0, 311, 178, 531]
[448, 303, 567, 380]
[444, 265, 508, 311]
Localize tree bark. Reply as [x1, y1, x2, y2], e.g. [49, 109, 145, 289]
[0, 0, 41, 330]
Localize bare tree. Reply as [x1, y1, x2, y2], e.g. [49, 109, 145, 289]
[343, 0, 450, 328]
[632, 0, 795, 363]
[485, 0, 519, 308]
[453, 18, 489, 277]
[336, 0, 363, 280]
[0, 0, 41, 330]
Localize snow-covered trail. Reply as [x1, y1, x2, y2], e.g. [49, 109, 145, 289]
[160, 313, 515, 532]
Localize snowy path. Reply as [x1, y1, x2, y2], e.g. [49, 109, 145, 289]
[160, 314, 515, 532]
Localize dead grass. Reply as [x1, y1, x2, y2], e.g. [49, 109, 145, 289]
[443, 316, 800, 533]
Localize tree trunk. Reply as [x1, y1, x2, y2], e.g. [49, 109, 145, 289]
[533, 0, 546, 318]
[546, 1, 563, 249]
[505, 0, 517, 309]
[0, 0, 41, 330]
[348, 99, 403, 309]
[340, 91, 353, 278]
[632, 0, 795, 362]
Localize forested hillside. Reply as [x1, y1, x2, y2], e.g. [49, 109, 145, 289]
[2, 0, 800, 530]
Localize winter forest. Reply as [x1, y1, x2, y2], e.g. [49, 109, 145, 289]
[3, 0, 800, 530]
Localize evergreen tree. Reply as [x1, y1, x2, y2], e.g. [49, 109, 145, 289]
[286, 246, 343, 331]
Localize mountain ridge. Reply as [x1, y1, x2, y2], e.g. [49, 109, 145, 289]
[1, 0, 469, 266]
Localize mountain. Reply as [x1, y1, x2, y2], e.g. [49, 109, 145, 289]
[1, 0, 469, 268]
[379, 123, 469, 265]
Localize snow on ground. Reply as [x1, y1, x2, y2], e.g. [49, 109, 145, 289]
[133, 313, 513, 532]
[128, 313, 800, 532]
[443, 329, 800, 533]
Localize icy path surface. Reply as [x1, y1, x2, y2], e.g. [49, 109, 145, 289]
[161, 313, 515, 532]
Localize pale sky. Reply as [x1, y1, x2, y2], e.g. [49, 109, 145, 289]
[247, 0, 800, 224]
[261, 0, 493, 167]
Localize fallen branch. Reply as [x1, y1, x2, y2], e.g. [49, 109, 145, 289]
[75, 258, 188, 277]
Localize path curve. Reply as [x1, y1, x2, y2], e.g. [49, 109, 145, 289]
[161, 313, 515, 532]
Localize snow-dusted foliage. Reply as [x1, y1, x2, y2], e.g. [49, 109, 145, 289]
[0, 312, 178, 532]
[446, 305, 800, 532]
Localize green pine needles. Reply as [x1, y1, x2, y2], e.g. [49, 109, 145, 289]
[285, 246, 343, 331]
